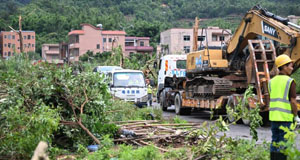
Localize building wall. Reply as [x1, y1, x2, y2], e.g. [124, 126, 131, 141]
[160, 27, 231, 54]
[0, 31, 35, 58]
[42, 44, 60, 63]
[68, 24, 126, 62]
[79, 25, 102, 55]
[102, 33, 125, 53]
[124, 37, 153, 56]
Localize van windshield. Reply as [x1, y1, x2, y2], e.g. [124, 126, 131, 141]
[113, 72, 145, 87]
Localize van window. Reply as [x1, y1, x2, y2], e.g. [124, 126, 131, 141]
[113, 72, 145, 87]
[176, 60, 186, 69]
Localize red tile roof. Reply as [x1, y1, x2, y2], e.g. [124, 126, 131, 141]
[102, 30, 126, 35]
[68, 30, 84, 36]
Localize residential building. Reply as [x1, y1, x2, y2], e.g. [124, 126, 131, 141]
[124, 36, 153, 56]
[42, 44, 63, 63]
[288, 15, 300, 24]
[160, 27, 231, 55]
[0, 31, 35, 58]
[102, 30, 126, 53]
[68, 24, 126, 61]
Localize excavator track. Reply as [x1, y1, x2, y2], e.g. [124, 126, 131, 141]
[186, 76, 232, 98]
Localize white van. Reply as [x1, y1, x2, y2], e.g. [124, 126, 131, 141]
[107, 69, 148, 107]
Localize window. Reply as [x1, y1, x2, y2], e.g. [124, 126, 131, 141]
[12, 35, 15, 39]
[109, 38, 112, 42]
[4, 52, 7, 56]
[8, 43, 11, 48]
[32, 44, 34, 47]
[97, 44, 100, 49]
[8, 52, 11, 56]
[24, 44, 27, 48]
[8, 35, 11, 39]
[140, 41, 144, 46]
[18, 39, 20, 41]
[184, 46, 190, 53]
[212, 35, 218, 41]
[4, 44, 7, 47]
[103, 38, 106, 43]
[32, 36, 34, 39]
[183, 35, 190, 41]
[176, 60, 186, 69]
[4, 35, 7, 39]
[219, 35, 225, 41]
[28, 43, 31, 48]
[27, 35, 31, 39]
[24, 36, 26, 40]
[198, 36, 205, 41]
[52, 55, 59, 60]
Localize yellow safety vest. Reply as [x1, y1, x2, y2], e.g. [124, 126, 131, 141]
[268, 75, 294, 122]
[147, 84, 152, 94]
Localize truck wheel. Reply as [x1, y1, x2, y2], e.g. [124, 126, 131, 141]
[159, 91, 168, 111]
[226, 96, 242, 124]
[175, 93, 191, 115]
[241, 100, 251, 126]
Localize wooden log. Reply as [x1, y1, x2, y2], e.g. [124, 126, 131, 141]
[112, 120, 160, 124]
[114, 134, 181, 142]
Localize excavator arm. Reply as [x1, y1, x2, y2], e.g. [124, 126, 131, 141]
[226, 5, 300, 71]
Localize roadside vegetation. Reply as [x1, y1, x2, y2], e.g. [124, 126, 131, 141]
[1, 54, 300, 159]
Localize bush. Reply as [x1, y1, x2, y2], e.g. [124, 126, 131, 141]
[0, 55, 112, 158]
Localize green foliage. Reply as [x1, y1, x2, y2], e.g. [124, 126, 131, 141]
[291, 69, 300, 93]
[86, 144, 163, 160]
[226, 85, 263, 140]
[163, 148, 189, 160]
[173, 116, 188, 124]
[188, 120, 269, 159]
[276, 124, 300, 159]
[0, 54, 112, 158]
[76, 144, 89, 159]
[80, 47, 153, 71]
[2, 0, 300, 54]
[0, 103, 60, 159]
[106, 100, 162, 122]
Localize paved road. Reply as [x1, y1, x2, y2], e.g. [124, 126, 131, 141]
[153, 103, 300, 147]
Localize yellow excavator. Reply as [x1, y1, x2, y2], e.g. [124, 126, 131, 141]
[171, 5, 300, 123]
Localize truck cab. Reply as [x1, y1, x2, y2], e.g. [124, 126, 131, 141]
[157, 55, 187, 110]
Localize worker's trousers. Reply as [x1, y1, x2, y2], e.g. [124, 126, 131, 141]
[147, 93, 152, 107]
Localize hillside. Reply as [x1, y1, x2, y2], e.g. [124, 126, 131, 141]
[1, 0, 300, 53]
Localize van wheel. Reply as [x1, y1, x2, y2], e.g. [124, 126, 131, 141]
[175, 93, 191, 115]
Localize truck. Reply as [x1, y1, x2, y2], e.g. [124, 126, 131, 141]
[157, 5, 300, 124]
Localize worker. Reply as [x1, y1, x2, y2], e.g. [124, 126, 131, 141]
[268, 54, 299, 160]
[146, 79, 153, 107]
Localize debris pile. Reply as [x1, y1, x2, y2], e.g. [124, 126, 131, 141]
[114, 120, 202, 152]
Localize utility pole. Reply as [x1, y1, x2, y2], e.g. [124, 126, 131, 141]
[19, 16, 23, 53]
[193, 17, 199, 52]
[9, 16, 23, 54]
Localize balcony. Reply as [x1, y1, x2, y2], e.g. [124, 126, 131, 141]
[45, 50, 59, 55]
[69, 43, 80, 49]
[125, 46, 153, 52]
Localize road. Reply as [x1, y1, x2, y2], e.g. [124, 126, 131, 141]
[153, 103, 300, 147]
